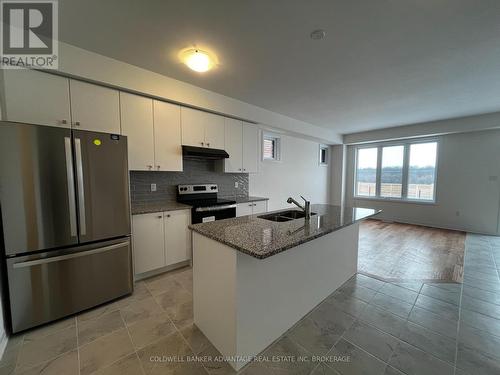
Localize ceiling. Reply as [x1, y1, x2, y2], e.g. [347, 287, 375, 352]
[58, 0, 500, 134]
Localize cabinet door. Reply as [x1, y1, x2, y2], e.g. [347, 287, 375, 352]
[236, 203, 254, 217]
[120, 93, 155, 171]
[154, 101, 183, 171]
[2, 69, 70, 128]
[164, 209, 191, 266]
[242, 122, 259, 173]
[69, 80, 121, 134]
[180, 107, 205, 147]
[132, 213, 165, 274]
[204, 112, 225, 149]
[224, 118, 243, 172]
[252, 200, 268, 215]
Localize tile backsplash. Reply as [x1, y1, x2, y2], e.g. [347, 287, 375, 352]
[130, 158, 249, 205]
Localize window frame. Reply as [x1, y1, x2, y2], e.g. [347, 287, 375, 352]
[319, 145, 329, 166]
[354, 138, 439, 204]
[262, 132, 282, 162]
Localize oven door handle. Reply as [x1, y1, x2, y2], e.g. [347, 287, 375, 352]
[195, 204, 237, 213]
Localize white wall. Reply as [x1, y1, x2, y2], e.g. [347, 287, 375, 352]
[345, 129, 500, 235]
[250, 135, 330, 211]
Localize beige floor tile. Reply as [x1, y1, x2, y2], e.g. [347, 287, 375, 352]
[15, 350, 78, 375]
[131, 282, 152, 302]
[79, 328, 135, 375]
[127, 312, 176, 350]
[92, 353, 144, 375]
[144, 277, 183, 298]
[24, 318, 75, 341]
[78, 310, 125, 346]
[179, 324, 212, 355]
[0, 336, 24, 373]
[136, 332, 193, 374]
[78, 302, 121, 323]
[17, 326, 76, 368]
[165, 300, 193, 329]
[154, 288, 192, 311]
[120, 297, 163, 326]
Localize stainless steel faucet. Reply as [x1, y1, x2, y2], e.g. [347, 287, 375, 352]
[287, 195, 311, 220]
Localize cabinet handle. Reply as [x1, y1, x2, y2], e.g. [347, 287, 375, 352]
[147, 165, 153, 170]
[201, 142, 204, 146]
[156, 165, 160, 170]
[74, 121, 81, 126]
[243, 168, 246, 171]
[61, 119, 67, 125]
[207, 142, 210, 147]
[166, 214, 171, 218]
[238, 168, 242, 171]
[157, 215, 162, 219]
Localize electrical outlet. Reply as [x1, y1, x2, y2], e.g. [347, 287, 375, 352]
[234, 182, 239, 188]
[151, 183, 157, 192]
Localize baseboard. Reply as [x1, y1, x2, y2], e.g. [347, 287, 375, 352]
[134, 260, 191, 281]
[0, 332, 8, 361]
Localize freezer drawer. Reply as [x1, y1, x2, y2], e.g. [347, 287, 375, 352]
[6, 239, 133, 333]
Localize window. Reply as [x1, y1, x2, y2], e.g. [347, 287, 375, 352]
[356, 147, 378, 197]
[380, 145, 404, 198]
[319, 145, 329, 166]
[263, 133, 281, 161]
[407, 142, 437, 201]
[355, 140, 438, 202]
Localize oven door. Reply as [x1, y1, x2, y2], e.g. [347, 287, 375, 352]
[192, 204, 236, 224]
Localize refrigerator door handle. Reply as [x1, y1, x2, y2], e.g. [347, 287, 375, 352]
[64, 137, 77, 237]
[13, 241, 129, 268]
[74, 137, 87, 236]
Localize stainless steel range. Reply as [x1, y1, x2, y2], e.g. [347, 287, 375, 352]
[0, 121, 133, 333]
[177, 184, 236, 224]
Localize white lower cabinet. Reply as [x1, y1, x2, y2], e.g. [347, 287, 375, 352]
[164, 209, 191, 266]
[236, 200, 268, 217]
[132, 212, 165, 274]
[132, 209, 191, 276]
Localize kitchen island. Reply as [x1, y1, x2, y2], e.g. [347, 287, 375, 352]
[189, 204, 379, 370]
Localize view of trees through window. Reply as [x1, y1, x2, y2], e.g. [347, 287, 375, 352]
[356, 141, 437, 201]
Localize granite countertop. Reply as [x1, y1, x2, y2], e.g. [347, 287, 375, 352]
[189, 204, 380, 259]
[131, 201, 192, 215]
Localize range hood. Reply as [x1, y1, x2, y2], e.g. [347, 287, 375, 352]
[182, 145, 229, 160]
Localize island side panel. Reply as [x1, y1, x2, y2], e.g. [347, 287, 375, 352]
[192, 232, 237, 359]
[236, 223, 359, 361]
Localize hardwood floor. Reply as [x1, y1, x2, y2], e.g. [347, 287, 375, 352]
[359, 219, 465, 283]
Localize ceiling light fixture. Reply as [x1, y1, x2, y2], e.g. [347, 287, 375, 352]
[310, 29, 326, 40]
[181, 48, 215, 72]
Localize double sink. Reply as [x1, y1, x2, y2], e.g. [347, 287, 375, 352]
[258, 210, 317, 222]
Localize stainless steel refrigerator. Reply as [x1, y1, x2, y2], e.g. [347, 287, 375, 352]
[0, 121, 133, 333]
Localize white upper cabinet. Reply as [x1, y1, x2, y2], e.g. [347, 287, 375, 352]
[2, 69, 71, 128]
[181, 107, 225, 149]
[204, 112, 225, 149]
[153, 100, 182, 171]
[120, 92, 155, 171]
[164, 209, 191, 266]
[242, 122, 259, 173]
[181, 107, 205, 147]
[224, 120, 259, 173]
[69, 80, 121, 134]
[224, 118, 243, 172]
[132, 212, 165, 275]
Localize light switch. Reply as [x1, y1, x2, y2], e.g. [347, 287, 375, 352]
[151, 183, 157, 192]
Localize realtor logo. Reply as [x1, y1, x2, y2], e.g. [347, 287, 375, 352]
[1, 0, 58, 69]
